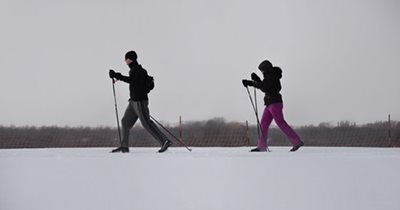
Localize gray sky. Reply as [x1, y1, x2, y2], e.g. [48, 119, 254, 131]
[1, 0, 399, 127]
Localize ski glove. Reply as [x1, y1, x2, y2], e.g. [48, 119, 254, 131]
[251, 72, 262, 83]
[109, 69, 122, 80]
[242, 79, 254, 87]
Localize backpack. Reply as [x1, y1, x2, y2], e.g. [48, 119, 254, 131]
[145, 75, 155, 93]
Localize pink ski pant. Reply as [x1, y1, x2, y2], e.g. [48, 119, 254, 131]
[257, 103, 301, 149]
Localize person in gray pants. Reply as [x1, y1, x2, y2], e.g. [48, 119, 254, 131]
[109, 50, 172, 153]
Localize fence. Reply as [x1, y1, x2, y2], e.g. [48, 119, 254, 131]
[0, 119, 399, 149]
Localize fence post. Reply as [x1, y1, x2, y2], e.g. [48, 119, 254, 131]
[179, 115, 182, 141]
[388, 114, 392, 147]
[246, 120, 250, 147]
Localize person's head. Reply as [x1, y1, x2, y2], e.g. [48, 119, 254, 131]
[258, 60, 273, 73]
[125, 50, 137, 65]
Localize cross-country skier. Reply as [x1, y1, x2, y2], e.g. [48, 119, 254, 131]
[242, 60, 304, 152]
[109, 50, 172, 153]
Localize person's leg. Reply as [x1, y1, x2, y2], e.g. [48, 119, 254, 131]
[256, 106, 274, 150]
[132, 101, 168, 145]
[120, 102, 138, 148]
[269, 103, 302, 146]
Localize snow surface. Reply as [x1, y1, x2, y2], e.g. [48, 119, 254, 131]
[1, 147, 400, 210]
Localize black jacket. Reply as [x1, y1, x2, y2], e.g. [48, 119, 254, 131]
[118, 63, 149, 101]
[253, 67, 283, 106]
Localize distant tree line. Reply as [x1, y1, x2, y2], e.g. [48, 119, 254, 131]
[268, 120, 399, 147]
[0, 119, 399, 148]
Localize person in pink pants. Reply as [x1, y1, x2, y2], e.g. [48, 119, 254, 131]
[242, 60, 304, 152]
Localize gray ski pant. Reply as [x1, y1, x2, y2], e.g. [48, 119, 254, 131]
[120, 100, 167, 147]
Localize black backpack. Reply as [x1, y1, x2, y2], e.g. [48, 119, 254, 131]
[145, 75, 155, 93]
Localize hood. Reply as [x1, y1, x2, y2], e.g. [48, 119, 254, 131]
[263, 66, 282, 79]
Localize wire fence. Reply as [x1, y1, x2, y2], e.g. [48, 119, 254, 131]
[0, 119, 399, 149]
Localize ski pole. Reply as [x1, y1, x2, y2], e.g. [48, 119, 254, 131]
[111, 79, 122, 146]
[245, 86, 261, 140]
[253, 87, 261, 139]
[150, 115, 192, 152]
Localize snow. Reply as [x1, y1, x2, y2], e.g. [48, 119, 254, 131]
[1, 147, 400, 210]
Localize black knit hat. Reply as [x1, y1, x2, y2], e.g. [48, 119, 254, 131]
[125, 51, 137, 61]
[258, 60, 273, 72]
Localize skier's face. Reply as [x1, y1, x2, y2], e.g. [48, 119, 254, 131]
[125, 58, 133, 65]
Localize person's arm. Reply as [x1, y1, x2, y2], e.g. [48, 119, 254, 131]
[252, 79, 267, 92]
[242, 72, 265, 91]
[109, 69, 131, 83]
[116, 74, 130, 83]
[251, 72, 267, 92]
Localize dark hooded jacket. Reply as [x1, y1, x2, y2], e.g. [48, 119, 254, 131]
[253, 66, 283, 106]
[117, 63, 149, 101]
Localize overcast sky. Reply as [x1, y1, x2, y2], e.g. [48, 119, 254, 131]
[0, 0, 399, 127]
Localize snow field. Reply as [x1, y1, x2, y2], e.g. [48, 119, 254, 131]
[1, 147, 400, 210]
